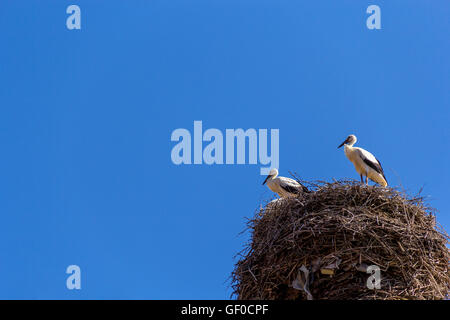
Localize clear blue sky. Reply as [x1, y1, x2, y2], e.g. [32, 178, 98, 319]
[0, 1, 448, 299]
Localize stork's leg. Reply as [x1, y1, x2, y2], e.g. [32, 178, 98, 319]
[365, 175, 369, 185]
[360, 174, 364, 184]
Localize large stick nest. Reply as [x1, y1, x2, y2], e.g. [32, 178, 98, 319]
[231, 180, 450, 300]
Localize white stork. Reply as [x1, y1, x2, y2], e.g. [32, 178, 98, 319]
[262, 168, 309, 198]
[338, 134, 388, 187]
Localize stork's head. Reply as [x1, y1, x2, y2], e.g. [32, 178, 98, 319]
[262, 168, 278, 185]
[338, 134, 357, 148]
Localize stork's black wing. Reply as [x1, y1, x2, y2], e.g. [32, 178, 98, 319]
[362, 157, 384, 175]
[280, 183, 301, 194]
[359, 151, 388, 184]
[374, 158, 388, 184]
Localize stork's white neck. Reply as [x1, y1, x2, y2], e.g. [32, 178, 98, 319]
[345, 142, 356, 148]
[344, 144, 355, 157]
[268, 169, 279, 180]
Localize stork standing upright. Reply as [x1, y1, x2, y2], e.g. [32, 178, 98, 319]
[338, 134, 388, 187]
[262, 168, 309, 198]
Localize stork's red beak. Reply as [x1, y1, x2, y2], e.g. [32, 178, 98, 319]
[262, 174, 271, 185]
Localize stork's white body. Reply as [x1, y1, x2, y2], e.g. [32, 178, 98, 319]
[266, 176, 301, 198]
[339, 135, 388, 187]
[263, 168, 306, 198]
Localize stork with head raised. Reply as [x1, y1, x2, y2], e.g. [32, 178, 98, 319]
[338, 134, 387, 187]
